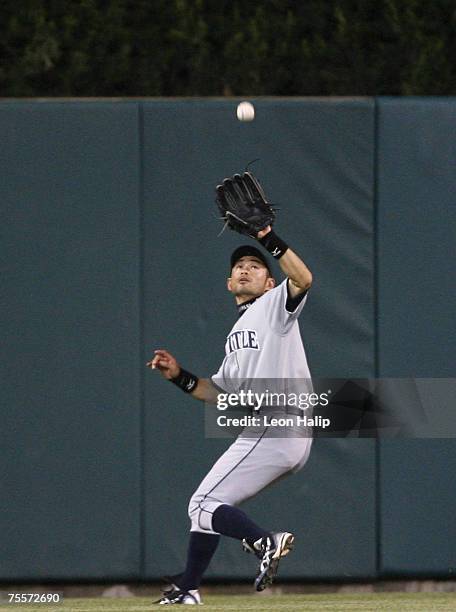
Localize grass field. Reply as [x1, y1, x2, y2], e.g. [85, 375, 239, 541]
[1, 593, 456, 612]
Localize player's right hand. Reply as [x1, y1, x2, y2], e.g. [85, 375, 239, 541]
[146, 349, 180, 380]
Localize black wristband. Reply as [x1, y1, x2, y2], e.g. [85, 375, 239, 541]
[170, 368, 199, 393]
[259, 229, 289, 259]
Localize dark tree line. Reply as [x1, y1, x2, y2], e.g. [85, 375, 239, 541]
[1, 0, 455, 97]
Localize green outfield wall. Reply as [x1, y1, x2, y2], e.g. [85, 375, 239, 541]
[376, 98, 456, 577]
[1, 98, 454, 582]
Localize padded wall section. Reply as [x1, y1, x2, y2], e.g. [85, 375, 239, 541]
[380, 440, 456, 576]
[377, 98, 456, 377]
[142, 100, 376, 579]
[0, 102, 141, 579]
[377, 98, 456, 576]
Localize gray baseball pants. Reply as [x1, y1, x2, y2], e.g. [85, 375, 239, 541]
[188, 425, 312, 534]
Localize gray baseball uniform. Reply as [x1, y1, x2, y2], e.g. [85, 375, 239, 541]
[188, 278, 312, 533]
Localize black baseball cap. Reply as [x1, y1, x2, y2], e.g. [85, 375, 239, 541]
[230, 245, 272, 276]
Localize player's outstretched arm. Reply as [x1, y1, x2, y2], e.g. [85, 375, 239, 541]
[146, 349, 219, 403]
[257, 226, 312, 297]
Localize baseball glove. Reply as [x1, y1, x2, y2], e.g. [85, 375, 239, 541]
[215, 172, 276, 237]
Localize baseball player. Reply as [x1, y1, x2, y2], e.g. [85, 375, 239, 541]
[146, 173, 313, 605]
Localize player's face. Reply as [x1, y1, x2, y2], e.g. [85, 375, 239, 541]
[227, 256, 275, 302]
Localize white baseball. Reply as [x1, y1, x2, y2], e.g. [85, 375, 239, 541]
[236, 101, 255, 122]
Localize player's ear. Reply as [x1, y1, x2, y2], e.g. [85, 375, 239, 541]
[227, 277, 233, 292]
[265, 277, 275, 292]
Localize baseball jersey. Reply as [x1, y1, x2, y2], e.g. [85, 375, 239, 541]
[212, 279, 311, 395]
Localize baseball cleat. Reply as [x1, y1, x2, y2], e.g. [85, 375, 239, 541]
[161, 575, 182, 591]
[242, 538, 262, 558]
[155, 588, 202, 604]
[253, 531, 295, 591]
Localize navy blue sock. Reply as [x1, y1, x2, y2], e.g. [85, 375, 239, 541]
[212, 504, 269, 543]
[177, 532, 220, 591]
